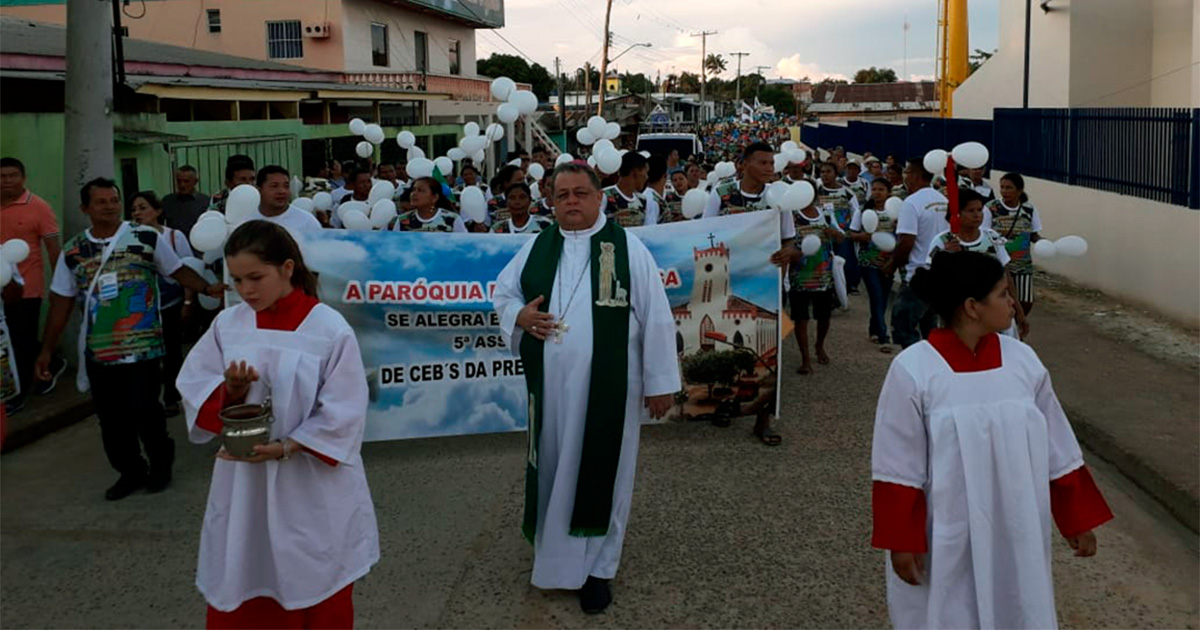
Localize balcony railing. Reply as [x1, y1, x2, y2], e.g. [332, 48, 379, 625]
[341, 72, 530, 103]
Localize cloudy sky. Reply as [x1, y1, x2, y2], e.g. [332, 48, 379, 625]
[478, 0, 999, 83]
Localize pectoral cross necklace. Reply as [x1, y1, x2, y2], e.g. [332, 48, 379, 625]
[552, 241, 590, 344]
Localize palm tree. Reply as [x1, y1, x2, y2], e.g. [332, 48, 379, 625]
[704, 53, 727, 77]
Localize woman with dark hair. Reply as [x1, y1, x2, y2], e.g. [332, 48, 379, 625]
[455, 164, 489, 198]
[849, 178, 898, 351]
[488, 164, 527, 224]
[176, 220, 379, 629]
[490, 183, 552, 233]
[984, 172, 1043, 315]
[130, 191, 194, 416]
[388, 177, 467, 232]
[870, 250, 1111, 630]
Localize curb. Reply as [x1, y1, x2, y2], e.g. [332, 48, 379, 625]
[1, 399, 94, 455]
[1066, 404, 1200, 534]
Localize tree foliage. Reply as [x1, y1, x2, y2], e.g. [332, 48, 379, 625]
[678, 71, 702, 93]
[968, 48, 996, 76]
[853, 66, 898, 84]
[704, 53, 728, 77]
[476, 53, 555, 101]
[621, 72, 655, 95]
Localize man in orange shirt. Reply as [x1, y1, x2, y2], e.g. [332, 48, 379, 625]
[0, 157, 66, 413]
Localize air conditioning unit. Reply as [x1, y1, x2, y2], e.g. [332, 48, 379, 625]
[302, 21, 331, 38]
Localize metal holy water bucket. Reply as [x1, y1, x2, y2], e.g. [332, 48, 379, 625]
[219, 398, 273, 458]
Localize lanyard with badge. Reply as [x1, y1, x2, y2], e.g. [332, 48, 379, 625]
[75, 222, 131, 392]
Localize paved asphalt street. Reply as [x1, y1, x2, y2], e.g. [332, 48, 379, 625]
[2, 296, 1197, 629]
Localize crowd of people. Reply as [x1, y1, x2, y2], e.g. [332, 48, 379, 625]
[0, 128, 1114, 628]
[697, 113, 801, 163]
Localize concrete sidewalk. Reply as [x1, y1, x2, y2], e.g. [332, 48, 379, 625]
[1027, 275, 1200, 532]
[1, 366, 92, 454]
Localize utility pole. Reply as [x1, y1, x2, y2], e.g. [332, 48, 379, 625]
[63, 0, 114, 238]
[730, 52, 749, 104]
[596, 0, 615, 116]
[752, 65, 771, 100]
[585, 62, 592, 115]
[691, 30, 718, 120]
[555, 56, 566, 134]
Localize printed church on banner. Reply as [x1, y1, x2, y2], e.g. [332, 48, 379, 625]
[671, 237, 778, 360]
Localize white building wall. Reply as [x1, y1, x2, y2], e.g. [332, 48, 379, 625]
[1069, 1, 1153, 107]
[1150, 0, 1198, 107]
[341, 0, 478, 76]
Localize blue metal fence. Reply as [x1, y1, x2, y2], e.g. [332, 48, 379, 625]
[801, 109, 1200, 209]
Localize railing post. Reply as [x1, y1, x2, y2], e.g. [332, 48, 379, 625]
[1067, 109, 1078, 186]
[1190, 108, 1200, 210]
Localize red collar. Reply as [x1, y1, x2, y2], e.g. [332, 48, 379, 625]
[255, 289, 319, 332]
[927, 329, 1002, 372]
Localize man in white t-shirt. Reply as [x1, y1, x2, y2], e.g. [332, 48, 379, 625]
[254, 165, 323, 236]
[882, 158, 948, 348]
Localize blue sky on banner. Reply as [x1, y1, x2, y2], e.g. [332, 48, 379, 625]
[480, 0, 999, 83]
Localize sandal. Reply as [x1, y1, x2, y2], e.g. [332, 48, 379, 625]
[753, 423, 782, 446]
[879, 345, 894, 354]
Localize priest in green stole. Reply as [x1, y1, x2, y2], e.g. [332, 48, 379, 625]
[493, 162, 680, 614]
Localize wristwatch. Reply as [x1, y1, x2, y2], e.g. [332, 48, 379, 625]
[278, 440, 291, 461]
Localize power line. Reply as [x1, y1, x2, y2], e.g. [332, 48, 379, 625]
[453, 0, 537, 64]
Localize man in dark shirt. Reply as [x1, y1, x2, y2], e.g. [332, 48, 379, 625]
[161, 165, 210, 236]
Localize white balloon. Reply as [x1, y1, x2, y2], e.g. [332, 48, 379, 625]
[576, 127, 596, 146]
[510, 90, 538, 115]
[706, 171, 720, 186]
[198, 210, 224, 223]
[485, 123, 505, 142]
[434, 156, 454, 177]
[463, 121, 481, 137]
[407, 146, 426, 160]
[604, 122, 622, 140]
[800, 234, 822, 257]
[225, 184, 260, 225]
[884, 196, 903, 219]
[407, 157, 435, 179]
[555, 153, 576, 167]
[292, 197, 316, 213]
[313, 191, 333, 211]
[461, 135, 488, 154]
[471, 150, 486, 164]
[397, 130, 416, 149]
[179, 256, 205, 275]
[596, 148, 622, 175]
[198, 269, 221, 310]
[593, 138, 615, 154]
[618, 149, 628, 157]
[764, 181, 787, 208]
[1, 239, 30, 264]
[348, 118, 366, 135]
[368, 180, 395, 205]
[861, 209, 880, 234]
[1032, 238, 1058, 259]
[871, 231, 897, 252]
[490, 77, 516, 101]
[586, 115, 607, 139]
[203, 248, 223, 265]
[784, 181, 816, 211]
[781, 140, 798, 153]
[0, 262, 10, 287]
[337, 200, 369, 222]
[508, 158, 522, 167]
[787, 148, 808, 164]
[190, 218, 227, 252]
[923, 149, 949, 176]
[681, 189, 708, 219]
[773, 153, 788, 173]
[496, 103, 520, 124]
[459, 186, 487, 223]
[363, 124, 385, 145]
[447, 147, 465, 161]
[1056, 235, 1088, 257]
[342, 209, 372, 231]
[528, 163, 545, 180]
[290, 176, 303, 200]
[951, 141, 990, 169]
[370, 199, 397, 228]
[716, 161, 736, 179]
[587, 156, 597, 168]
[355, 141, 374, 159]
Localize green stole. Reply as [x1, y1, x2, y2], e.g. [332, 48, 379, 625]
[519, 218, 631, 541]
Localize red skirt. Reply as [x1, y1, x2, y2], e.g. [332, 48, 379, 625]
[206, 583, 353, 629]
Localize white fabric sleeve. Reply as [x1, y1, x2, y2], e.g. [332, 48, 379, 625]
[849, 208, 864, 231]
[896, 198, 920, 236]
[289, 326, 369, 464]
[779, 209, 796, 240]
[493, 237, 537, 357]
[153, 232, 184, 278]
[643, 193, 660, 226]
[49, 252, 75, 298]
[926, 231, 948, 265]
[176, 313, 227, 444]
[172, 229, 195, 259]
[871, 359, 928, 489]
[849, 195, 861, 216]
[1030, 207, 1044, 233]
[628, 234, 681, 398]
[982, 207, 994, 231]
[1030, 351, 1085, 479]
[703, 188, 721, 218]
[453, 215, 468, 233]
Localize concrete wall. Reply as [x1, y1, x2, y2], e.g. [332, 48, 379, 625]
[1150, 0, 1198, 106]
[1, 0, 349, 71]
[340, 0, 477, 75]
[1004, 174, 1200, 325]
[1069, 1, 1153, 107]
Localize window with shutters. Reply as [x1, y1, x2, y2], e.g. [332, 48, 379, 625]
[265, 20, 303, 59]
[206, 9, 221, 33]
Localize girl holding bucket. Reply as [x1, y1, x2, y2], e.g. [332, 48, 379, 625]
[177, 220, 379, 629]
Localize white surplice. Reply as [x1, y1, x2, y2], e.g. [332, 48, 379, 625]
[177, 303, 380, 611]
[872, 335, 1087, 629]
[493, 212, 680, 590]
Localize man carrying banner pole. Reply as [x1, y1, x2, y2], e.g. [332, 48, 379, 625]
[493, 162, 680, 615]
